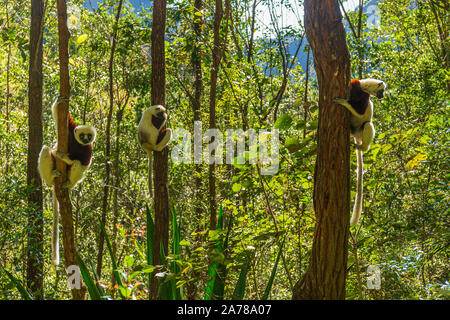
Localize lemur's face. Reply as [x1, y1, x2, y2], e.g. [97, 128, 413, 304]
[148, 105, 167, 130]
[75, 125, 97, 145]
[360, 79, 386, 99]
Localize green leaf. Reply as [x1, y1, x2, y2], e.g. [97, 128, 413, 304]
[406, 153, 427, 171]
[179, 240, 191, 246]
[87, 256, 110, 299]
[205, 204, 228, 300]
[285, 137, 301, 153]
[231, 256, 251, 300]
[275, 114, 293, 130]
[119, 286, 132, 298]
[77, 254, 101, 300]
[232, 183, 242, 192]
[124, 255, 135, 268]
[171, 207, 182, 300]
[158, 242, 173, 300]
[0, 266, 33, 300]
[76, 34, 88, 44]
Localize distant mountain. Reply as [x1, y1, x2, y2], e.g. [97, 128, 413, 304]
[84, 0, 151, 10]
[83, 0, 380, 77]
[286, 0, 381, 74]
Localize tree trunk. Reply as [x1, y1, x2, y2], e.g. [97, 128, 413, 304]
[97, 0, 124, 280]
[149, 0, 170, 300]
[4, 2, 12, 173]
[55, 0, 86, 300]
[26, 0, 45, 300]
[292, 0, 351, 300]
[111, 98, 127, 288]
[208, 0, 224, 230]
[192, 0, 203, 227]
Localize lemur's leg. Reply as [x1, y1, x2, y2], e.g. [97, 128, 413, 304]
[355, 122, 375, 152]
[154, 128, 172, 152]
[333, 98, 366, 119]
[141, 142, 155, 154]
[63, 160, 85, 189]
[38, 146, 61, 186]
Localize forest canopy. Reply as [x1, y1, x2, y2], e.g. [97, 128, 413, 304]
[0, 0, 448, 300]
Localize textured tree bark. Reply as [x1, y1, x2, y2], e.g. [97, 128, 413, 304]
[150, 0, 170, 300]
[292, 0, 351, 300]
[26, 0, 45, 300]
[55, 0, 86, 300]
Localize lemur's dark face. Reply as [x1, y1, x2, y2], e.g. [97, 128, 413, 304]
[150, 105, 167, 130]
[75, 125, 97, 145]
[376, 82, 385, 98]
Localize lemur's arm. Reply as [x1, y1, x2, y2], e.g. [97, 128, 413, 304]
[53, 150, 75, 165]
[333, 98, 367, 119]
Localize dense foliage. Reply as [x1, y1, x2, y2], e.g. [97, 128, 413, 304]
[0, 0, 448, 300]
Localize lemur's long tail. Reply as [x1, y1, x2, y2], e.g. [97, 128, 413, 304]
[350, 149, 364, 226]
[147, 152, 153, 199]
[52, 189, 60, 265]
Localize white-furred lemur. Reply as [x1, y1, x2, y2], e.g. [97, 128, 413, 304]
[137, 105, 172, 195]
[38, 98, 97, 265]
[138, 105, 172, 153]
[334, 78, 386, 226]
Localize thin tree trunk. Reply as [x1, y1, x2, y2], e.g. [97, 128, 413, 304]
[97, 0, 124, 279]
[247, 0, 257, 64]
[26, 0, 45, 300]
[303, 45, 310, 127]
[357, 0, 364, 78]
[55, 0, 86, 300]
[5, 1, 12, 173]
[292, 0, 351, 300]
[150, 0, 169, 300]
[111, 97, 128, 288]
[208, 0, 224, 230]
[186, 0, 204, 300]
[192, 0, 203, 227]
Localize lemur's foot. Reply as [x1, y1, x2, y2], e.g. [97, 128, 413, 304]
[333, 98, 346, 105]
[62, 180, 71, 189]
[54, 151, 68, 160]
[52, 170, 62, 178]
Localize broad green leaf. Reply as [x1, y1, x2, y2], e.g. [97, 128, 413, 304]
[275, 114, 293, 130]
[124, 255, 135, 268]
[77, 254, 101, 300]
[179, 240, 191, 246]
[285, 137, 301, 153]
[76, 34, 88, 44]
[232, 183, 242, 192]
[406, 153, 427, 171]
[231, 256, 251, 300]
